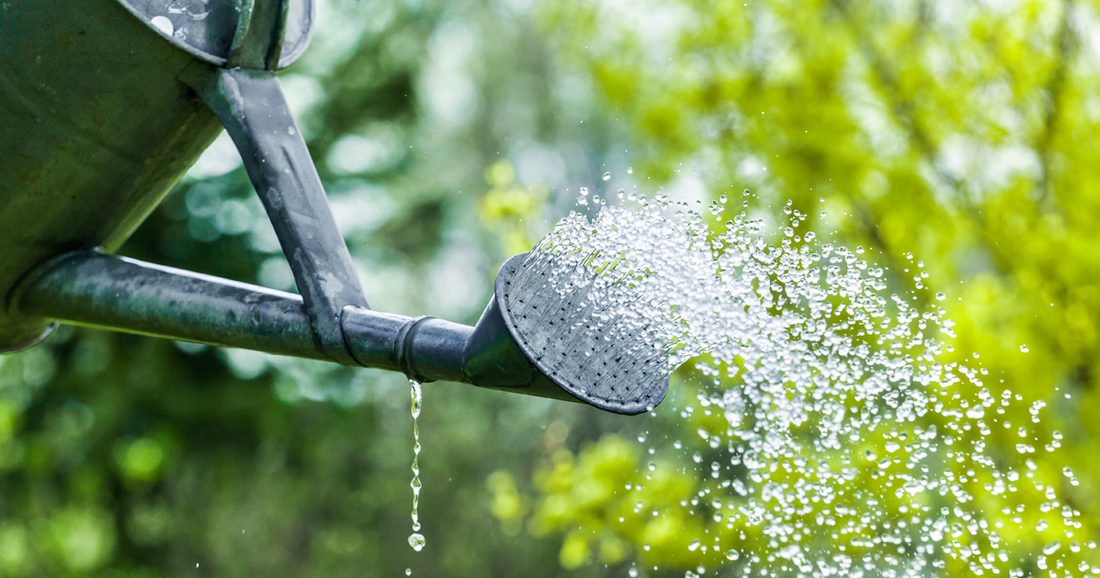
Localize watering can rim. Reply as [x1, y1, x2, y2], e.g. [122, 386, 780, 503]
[114, 0, 314, 69]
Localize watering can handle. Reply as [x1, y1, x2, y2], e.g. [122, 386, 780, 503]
[181, 65, 369, 365]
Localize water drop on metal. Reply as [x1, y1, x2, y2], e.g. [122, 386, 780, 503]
[150, 15, 174, 35]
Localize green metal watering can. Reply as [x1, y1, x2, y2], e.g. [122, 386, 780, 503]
[0, 0, 668, 415]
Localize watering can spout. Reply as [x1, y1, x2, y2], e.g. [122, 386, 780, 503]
[9, 250, 609, 409]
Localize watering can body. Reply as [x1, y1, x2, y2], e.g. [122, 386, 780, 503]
[0, 1, 668, 414]
[0, 0, 309, 351]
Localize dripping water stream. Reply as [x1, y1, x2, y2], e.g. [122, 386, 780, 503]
[408, 380, 425, 552]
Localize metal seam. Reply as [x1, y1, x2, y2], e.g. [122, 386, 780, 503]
[395, 315, 437, 382]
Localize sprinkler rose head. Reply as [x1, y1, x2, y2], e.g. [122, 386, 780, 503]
[463, 253, 670, 415]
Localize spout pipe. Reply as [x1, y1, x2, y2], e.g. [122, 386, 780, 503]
[11, 250, 470, 382]
[13, 251, 326, 360]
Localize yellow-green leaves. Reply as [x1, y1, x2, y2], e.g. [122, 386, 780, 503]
[479, 160, 550, 255]
[487, 470, 528, 535]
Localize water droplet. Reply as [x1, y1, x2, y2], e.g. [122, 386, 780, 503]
[1043, 540, 1062, 555]
[627, 167, 634, 175]
[1020, 344, 1029, 353]
[935, 292, 946, 301]
[408, 533, 426, 552]
[150, 16, 174, 35]
[411, 380, 422, 420]
[602, 172, 612, 181]
[688, 540, 701, 551]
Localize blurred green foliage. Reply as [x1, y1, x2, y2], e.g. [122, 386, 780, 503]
[3, 0, 1100, 575]
[478, 159, 550, 255]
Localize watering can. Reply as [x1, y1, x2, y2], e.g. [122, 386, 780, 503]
[0, 0, 667, 415]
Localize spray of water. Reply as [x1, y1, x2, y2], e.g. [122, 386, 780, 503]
[517, 192, 1091, 576]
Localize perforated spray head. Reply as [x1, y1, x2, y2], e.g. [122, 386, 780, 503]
[464, 253, 670, 415]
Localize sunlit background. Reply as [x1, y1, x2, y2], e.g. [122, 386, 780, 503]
[3, 0, 1100, 575]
